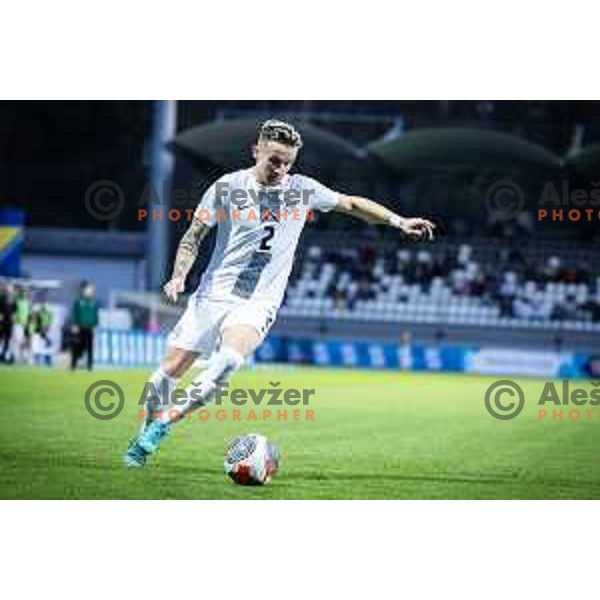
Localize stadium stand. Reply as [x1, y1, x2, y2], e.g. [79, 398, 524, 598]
[282, 235, 600, 333]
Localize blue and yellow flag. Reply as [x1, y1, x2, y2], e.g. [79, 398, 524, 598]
[0, 208, 24, 277]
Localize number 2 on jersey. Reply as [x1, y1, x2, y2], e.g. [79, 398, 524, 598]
[259, 225, 275, 251]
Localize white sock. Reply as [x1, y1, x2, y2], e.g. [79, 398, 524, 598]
[161, 346, 244, 424]
[146, 368, 177, 419]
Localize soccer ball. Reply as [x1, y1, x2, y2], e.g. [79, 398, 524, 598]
[224, 433, 280, 485]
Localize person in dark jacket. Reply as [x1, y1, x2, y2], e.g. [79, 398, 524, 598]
[0, 283, 16, 363]
[71, 282, 99, 371]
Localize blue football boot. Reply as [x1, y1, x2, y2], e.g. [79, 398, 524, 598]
[124, 420, 170, 468]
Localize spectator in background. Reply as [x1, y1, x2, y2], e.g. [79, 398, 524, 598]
[348, 277, 375, 309]
[0, 283, 16, 363]
[544, 256, 561, 281]
[399, 330, 413, 370]
[71, 281, 99, 371]
[586, 296, 600, 322]
[30, 299, 54, 366]
[37, 300, 53, 347]
[12, 286, 31, 363]
[332, 288, 348, 310]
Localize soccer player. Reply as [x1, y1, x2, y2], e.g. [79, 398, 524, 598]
[125, 119, 436, 467]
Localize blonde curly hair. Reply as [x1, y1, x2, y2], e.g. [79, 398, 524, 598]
[258, 119, 303, 149]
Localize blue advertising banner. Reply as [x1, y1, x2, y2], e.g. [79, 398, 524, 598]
[94, 329, 591, 379]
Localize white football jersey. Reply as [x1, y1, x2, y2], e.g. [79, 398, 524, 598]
[194, 168, 341, 307]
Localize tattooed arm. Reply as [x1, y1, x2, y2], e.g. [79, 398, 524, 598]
[163, 218, 211, 302]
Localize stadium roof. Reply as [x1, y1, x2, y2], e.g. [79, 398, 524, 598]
[174, 119, 370, 175]
[566, 144, 600, 177]
[367, 127, 562, 173]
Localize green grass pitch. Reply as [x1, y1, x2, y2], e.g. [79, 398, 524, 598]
[1, 365, 599, 499]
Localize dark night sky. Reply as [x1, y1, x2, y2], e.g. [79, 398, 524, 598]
[0, 101, 150, 229]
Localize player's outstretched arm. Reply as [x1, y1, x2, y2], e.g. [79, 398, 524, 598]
[334, 195, 436, 240]
[163, 218, 211, 302]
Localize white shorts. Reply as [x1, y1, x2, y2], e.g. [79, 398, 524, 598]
[167, 294, 278, 356]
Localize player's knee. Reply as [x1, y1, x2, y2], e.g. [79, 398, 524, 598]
[162, 353, 188, 378]
[221, 326, 261, 357]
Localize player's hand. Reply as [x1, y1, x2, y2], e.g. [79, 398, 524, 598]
[163, 276, 185, 303]
[71, 325, 79, 334]
[399, 217, 436, 241]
